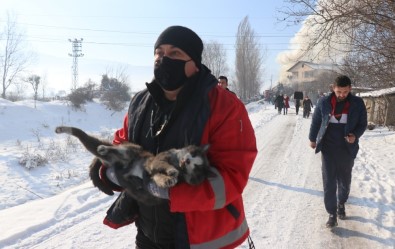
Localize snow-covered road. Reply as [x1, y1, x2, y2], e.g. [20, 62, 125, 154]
[244, 110, 393, 248]
[0, 101, 394, 249]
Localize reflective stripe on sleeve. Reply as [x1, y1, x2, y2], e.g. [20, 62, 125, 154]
[190, 217, 249, 249]
[208, 167, 226, 209]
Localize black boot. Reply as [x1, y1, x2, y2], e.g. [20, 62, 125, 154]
[326, 214, 338, 228]
[337, 203, 346, 220]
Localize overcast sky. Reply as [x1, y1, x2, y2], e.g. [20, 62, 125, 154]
[1, 0, 301, 95]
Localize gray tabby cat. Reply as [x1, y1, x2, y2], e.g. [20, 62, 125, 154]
[55, 126, 214, 205]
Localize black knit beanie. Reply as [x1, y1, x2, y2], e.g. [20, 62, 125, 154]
[154, 26, 203, 66]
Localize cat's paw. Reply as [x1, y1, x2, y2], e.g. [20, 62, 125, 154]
[153, 172, 178, 188]
[166, 168, 179, 178]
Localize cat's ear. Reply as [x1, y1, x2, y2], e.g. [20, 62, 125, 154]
[201, 144, 210, 153]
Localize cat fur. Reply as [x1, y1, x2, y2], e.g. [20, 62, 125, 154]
[55, 126, 214, 205]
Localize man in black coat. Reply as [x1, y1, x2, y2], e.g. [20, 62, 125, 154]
[302, 96, 313, 118]
[309, 75, 367, 228]
[274, 94, 284, 114]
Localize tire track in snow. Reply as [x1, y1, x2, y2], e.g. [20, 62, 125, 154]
[1, 184, 115, 249]
[243, 110, 394, 248]
[244, 114, 328, 248]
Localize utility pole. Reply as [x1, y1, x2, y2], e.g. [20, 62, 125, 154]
[68, 38, 84, 90]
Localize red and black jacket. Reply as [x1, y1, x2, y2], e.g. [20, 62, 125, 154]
[103, 65, 257, 249]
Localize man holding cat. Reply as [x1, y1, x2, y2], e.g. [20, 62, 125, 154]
[93, 26, 257, 249]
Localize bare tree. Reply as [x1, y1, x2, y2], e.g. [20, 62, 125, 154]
[100, 74, 131, 114]
[67, 82, 98, 111]
[0, 13, 32, 99]
[202, 40, 229, 78]
[100, 65, 131, 113]
[40, 72, 48, 100]
[279, 0, 395, 87]
[26, 74, 40, 108]
[104, 64, 130, 85]
[8, 80, 25, 101]
[234, 16, 265, 102]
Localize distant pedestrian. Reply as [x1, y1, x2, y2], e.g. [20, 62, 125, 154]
[275, 94, 284, 114]
[218, 75, 236, 95]
[302, 96, 313, 118]
[309, 75, 367, 228]
[283, 94, 290, 115]
[295, 99, 301, 115]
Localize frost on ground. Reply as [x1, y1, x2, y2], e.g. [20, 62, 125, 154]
[0, 99, 394, 248]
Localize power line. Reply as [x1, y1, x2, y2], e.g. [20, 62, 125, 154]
[0, 20, 300, 53]
[0, 20, 297, 38]
[1, 36, 300, 51]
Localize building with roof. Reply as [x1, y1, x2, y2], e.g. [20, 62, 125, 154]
[286, 61, 339, 83]
[358, 87, 395, 127]
[286, 61, 340, 103]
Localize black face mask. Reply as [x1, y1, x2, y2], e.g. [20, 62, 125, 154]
[154, 57, 191, 91]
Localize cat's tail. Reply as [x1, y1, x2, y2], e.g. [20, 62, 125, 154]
[55, 126, 83, 136]
[55, 126, 112, 158]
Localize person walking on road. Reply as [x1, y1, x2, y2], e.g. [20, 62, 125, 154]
[308, 75, 367, 228]
[218, 75, 236, 95]
[90, 25, 257, 248]
[295, 99, 301, 115]
[275, 94, 284, 114]
[303, 96, 313, 118]
[283, 94, 290, 115]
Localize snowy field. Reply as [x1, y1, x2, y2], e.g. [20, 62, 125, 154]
[0, 98, 394, 248]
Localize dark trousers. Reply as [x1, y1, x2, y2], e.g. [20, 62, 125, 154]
[303, 108, 310, 118]
[321, 152, 354, 215]
[135, 229, 175, 249]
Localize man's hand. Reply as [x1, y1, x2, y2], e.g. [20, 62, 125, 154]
[309, 141, 316, 149]
[345, 133, 356, 144]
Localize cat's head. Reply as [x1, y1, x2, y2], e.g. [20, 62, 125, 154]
[178, 144, 216, 185]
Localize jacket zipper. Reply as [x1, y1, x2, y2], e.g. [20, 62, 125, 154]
[153, 205, 158, 242]
[153, 136, 160, 243]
